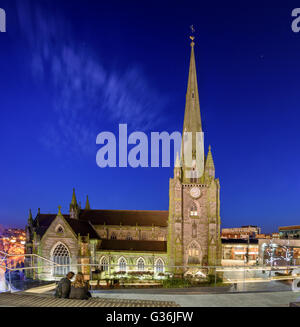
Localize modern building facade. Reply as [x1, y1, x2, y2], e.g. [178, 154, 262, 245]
[279, 225, 300, 239]
[221, 226, 261, 240]
[25, 37, 222, 280]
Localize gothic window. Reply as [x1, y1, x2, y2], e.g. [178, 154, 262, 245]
[137, 258, 145, 271]
[190, 204, 197, 216]
[100, 257, 109, 271]
[155, 258, 164, 273]
[110, 232, 117, 240]
[52, 243, 70, 276]
[126, 233, 133, 241]
[188, 242, 200, 265]
[118, 257, 127, 272]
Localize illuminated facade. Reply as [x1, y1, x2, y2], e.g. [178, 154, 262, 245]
[25, 38, 222, 280]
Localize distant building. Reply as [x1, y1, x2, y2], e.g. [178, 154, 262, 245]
[258, 238, 300, 265]
[221, 226, 261, 240]
[271, 233, 280, 239]
[279, 225, 300, 239]
[256, 234, 271, 239]
[221, 239, 259, 266]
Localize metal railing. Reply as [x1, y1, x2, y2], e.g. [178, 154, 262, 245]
[1, 251, 300, 293]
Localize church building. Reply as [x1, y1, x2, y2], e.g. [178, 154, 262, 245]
[25, 37, 222, 280]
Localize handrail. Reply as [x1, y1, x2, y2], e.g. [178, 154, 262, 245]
[0, 251, 60, 266]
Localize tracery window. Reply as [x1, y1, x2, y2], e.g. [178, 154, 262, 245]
[52, 243, 70, 276]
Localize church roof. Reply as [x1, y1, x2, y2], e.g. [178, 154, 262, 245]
[64, 218, 100, 239]
[34, 214, 100, 239]
[78, 209, 169, 227]
[98, 239, 167, 252]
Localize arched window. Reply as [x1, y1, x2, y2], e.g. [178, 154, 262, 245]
[188, 242, 200, 264]
[190, 204, 197, 216]
[137, 258, 145, 271]
[100, 257, 109, 271]
[119, 257, 127, 272]
[155, 258, 164, 273]
[51, 243, 70, 276]
[110, 232, 117, 240]
[126, 233, 133, 241]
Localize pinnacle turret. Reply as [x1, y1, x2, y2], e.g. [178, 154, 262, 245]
[70, 188, 79, 219]
[85, 195, 91, 210]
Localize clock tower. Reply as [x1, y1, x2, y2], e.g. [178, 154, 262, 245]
[167, 37, 222, 276]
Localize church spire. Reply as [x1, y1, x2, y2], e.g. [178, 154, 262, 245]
[181, 35, 204, 182]
[182, 36, 202, 135]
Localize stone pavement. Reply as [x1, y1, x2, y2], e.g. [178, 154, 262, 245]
[92, 290, 300, 307]
[0, 292, 180, 307]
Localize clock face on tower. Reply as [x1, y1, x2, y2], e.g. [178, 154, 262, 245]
[190, 187, 201, 198]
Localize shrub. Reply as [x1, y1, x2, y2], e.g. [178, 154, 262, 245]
[162, 277, 192, 288]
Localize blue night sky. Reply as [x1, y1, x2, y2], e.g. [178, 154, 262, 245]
[0, 0, 300, 233]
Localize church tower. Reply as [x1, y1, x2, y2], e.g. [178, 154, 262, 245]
[167, 37, 222, 276]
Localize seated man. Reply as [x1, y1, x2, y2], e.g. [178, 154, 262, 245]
[54, 271, 74, 298]
[69, 272, 92, 300]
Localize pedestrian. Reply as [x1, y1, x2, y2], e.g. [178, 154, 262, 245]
[69, 272, 92, 300]
[54, 271, 74, 298]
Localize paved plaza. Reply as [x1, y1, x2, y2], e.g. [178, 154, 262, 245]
[92, 290, 300, 307]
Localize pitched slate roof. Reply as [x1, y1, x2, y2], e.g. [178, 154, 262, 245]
[34, 214, 100, 239]
[98, 239, 167, 252]
[34, 214, 69, 238]
[64, 218, 100, 239]
[78, 209, 168, 227]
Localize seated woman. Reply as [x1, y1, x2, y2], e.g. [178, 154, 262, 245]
[69, 272, 91, 300]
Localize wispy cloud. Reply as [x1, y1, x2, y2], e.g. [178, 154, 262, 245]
[16, 1, 168, 157]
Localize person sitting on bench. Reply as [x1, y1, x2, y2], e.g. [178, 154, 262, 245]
[69, 272, 91, 300]
[54, 271, 75, 298]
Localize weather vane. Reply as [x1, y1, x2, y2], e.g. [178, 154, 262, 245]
[190, 25, 195, 41]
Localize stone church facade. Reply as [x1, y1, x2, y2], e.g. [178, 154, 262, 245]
[25, 38, 222, 280]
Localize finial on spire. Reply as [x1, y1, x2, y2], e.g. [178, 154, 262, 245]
[209, 145, 211, 152]
[190, 25, 195, 47]
[58, 205, 62, 216]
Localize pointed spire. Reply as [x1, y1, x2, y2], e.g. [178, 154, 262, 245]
[205, 145, 215, 179]
[205, 145, 215, 169]
[71, 188, 77, 206]
[28, 209, 33, 225]
[182, 35, 202, 135]
[181, 36, 204, 182]
[85, 195, 91, 210]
